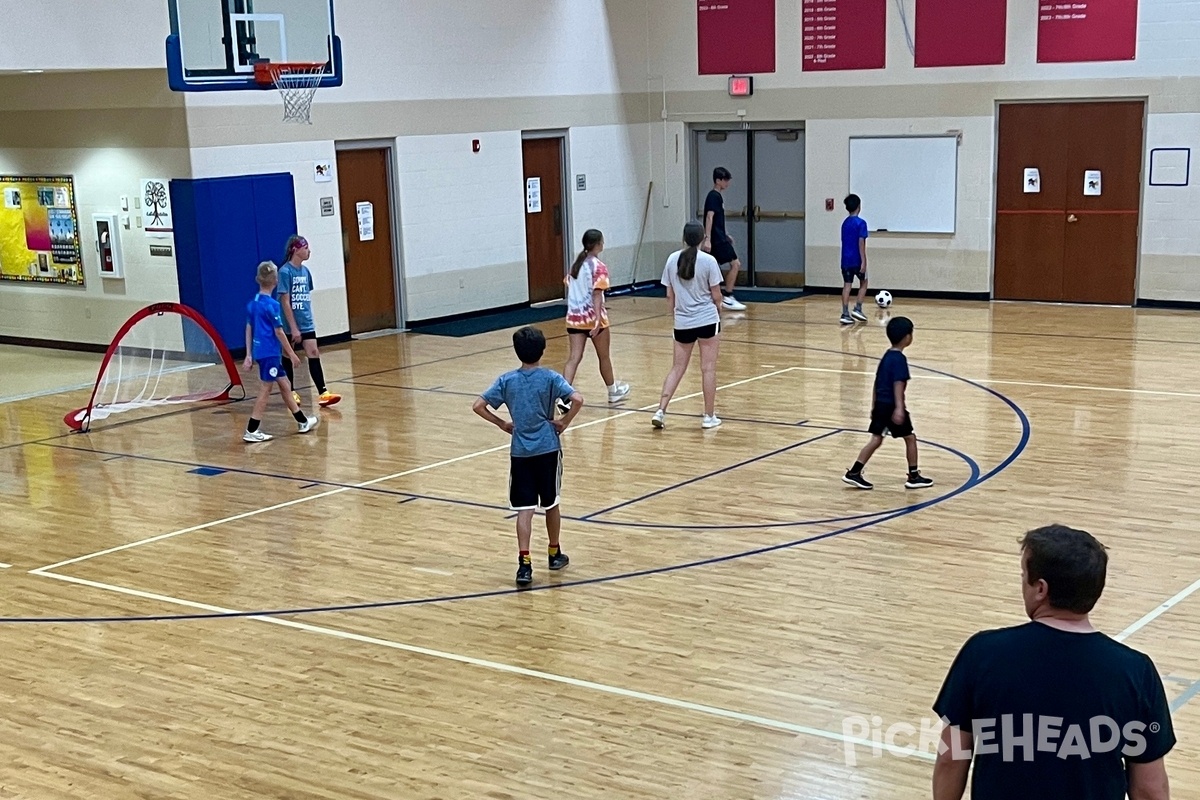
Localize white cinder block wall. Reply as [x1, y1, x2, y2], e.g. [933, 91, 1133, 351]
[646, 0, 1200, 300]
[395, 132, 528, 321]
[189, 141, 350, 335]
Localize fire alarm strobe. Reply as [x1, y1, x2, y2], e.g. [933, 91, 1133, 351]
[728, 75, 753, 97]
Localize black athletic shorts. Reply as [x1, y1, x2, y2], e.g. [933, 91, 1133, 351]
[673, 321, 720, 344]
[842, 267, 866, 284]
[868, 403, 914, 438]
[566, 327, 593, 336]
[509, 450, 563, 510]
[290, 330, 318, 351]
[712, 241, 738, 266]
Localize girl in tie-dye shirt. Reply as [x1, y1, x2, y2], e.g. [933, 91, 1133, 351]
[559, 229, 630, 409]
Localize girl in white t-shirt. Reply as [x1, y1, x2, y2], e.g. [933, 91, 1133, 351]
[652, 221, 724, 430]
[560, 229, 630, 408]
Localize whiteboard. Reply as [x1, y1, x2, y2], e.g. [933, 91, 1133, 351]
[849, 136, 958, 234]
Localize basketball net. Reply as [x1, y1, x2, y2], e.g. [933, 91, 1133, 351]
[263, 63, 328, 124]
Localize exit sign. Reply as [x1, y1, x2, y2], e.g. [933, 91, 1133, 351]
[728, 75, 753, 97]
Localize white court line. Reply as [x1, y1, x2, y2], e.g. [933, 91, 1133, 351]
[34, 569, 927, 760]
[411, 567, 454, 577]
[0, 563, 11, 569]
[31, 367, 799, 574]
[1115, 577, 1200, 643]
[790, 366, 1200, 398]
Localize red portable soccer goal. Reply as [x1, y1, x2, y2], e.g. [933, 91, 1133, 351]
[64, 302, 244, 432]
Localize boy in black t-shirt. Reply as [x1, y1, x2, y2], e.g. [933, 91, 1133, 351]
[701, 166, 747, 311]
[843, 316, 933, 490]
[931, 524, 1175, 800]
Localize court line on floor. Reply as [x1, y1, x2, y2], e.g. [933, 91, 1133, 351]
[30, 367, 800, 574]
[1115, 576, 1200, 643]
[32, 568, 930, 760]
[0, 563, 11, 569]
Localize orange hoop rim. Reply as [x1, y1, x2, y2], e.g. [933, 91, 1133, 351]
[253, 61, 330, 86]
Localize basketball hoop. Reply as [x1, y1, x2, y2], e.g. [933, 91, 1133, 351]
[254, 62, 328, 124]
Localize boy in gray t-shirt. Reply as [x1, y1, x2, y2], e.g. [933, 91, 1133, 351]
[474, 326, 584, 587]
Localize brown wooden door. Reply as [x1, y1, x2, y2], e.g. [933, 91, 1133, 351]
[994, 103, 1069, 302]
[336, 147, 398, 333]
[521, 137, 566, 304]
[1062, 102, 1142, 305]
[994, 101, 1143, 305]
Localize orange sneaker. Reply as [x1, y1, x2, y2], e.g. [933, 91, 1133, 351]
[318, 391, 342, 407]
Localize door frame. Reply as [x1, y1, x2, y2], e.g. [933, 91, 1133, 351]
[521, 129, 572, 305]
[990, 98, 1148, 305]
[688, 122, 806, 287]
[334, 138, 407, 329]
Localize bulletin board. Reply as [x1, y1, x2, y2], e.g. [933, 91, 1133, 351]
[0, 176, 84, 286]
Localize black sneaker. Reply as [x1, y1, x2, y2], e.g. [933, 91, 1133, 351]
[905, 472, 934, 489]
[842, 470, 873, 490]
[549, 550, 570, 571]
[516, 559, 533, 587]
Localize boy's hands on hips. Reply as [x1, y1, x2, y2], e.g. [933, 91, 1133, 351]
[551, 418, 569, 435]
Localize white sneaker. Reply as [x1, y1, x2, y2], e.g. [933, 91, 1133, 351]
[556, 397, 570, 415]
[850, 307, 868, 322]
[701, 414, 723, 429]
[722, 296, 747, 311]
[607, 382, 631, 403]
[651, 408, 665, 428]
[298, 415, 319, 434]
[243, 430, 272, 443]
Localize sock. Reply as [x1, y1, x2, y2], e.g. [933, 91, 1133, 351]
[854, 302, 863, 311]
[549, 544, 560, 556]
[850, 461, 865, 474]
[282, 357, 295, 389]
[309, 357, 327, 394]
[519, 550, 531, 563]
[292, 410, 307, 424]
[842, 304, 849, 314]
[247, 418, 261, 433]
[908, 465, 920, 476]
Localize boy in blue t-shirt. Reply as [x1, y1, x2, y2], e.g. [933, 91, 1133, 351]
[276, 235, 342, 409]
[473, 326, 585, 587]
[842, 316, 933, 490]
[243, 261, 319, 443]
[840, 194, 869, 325]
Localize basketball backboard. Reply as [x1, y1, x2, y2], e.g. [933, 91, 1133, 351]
[166, 0, 342, 91]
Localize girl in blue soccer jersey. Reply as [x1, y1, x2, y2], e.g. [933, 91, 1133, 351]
[277, 235, 342, 408]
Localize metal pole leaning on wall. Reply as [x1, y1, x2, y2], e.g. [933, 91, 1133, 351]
[610, 181, 656, 297]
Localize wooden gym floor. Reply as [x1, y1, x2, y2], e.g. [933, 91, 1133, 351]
[1, 295, 1198, 798]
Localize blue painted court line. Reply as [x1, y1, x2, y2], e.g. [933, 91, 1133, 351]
[582, 430, 843, 521]
[584, 437, 980, 531]
[0, 346, 1030, 625]
[1171, 679, 1200, 712]
[188, 467, 227, 477]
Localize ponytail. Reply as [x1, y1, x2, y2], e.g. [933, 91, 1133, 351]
[677, 221, 705, 281]
[570, 228, 604, 279]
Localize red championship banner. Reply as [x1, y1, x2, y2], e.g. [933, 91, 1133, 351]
[698, 0, 776, 75]
[802, 0, 887, 72]
[1038, 0, 1138, 62]
[915, 0, 1008, 67]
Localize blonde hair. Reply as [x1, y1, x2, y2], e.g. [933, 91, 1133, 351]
[256, 261, 279, 287]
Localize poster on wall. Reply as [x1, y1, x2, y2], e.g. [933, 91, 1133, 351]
[0, 176, 83, 286]
[1038, 0, 1138, 63]
[915, 0, 1007, 67]
[698, 0, 776, 75]
[802, 0, 887, 72]
[141, 178, 173, 238]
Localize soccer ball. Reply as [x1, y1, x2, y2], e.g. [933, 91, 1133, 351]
[875, 290, 893, 308]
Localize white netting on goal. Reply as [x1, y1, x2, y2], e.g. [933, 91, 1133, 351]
[65, 304, 244, 431]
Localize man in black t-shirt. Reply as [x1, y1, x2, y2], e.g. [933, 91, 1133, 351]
[932, 524, 1175, 800]
[701, 166, 746, 311]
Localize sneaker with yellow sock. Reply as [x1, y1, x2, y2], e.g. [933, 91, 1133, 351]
[548, 545, 569, 571]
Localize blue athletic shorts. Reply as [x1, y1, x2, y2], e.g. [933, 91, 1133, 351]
[257, 357, 283, 382]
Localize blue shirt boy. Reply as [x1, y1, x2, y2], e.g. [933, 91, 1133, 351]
[481, 367, 576, 458]
[276, 264, 315, 333]
[841, 215, 869, 270]
[873, 348, 910, 406]
[246, 293, 285, 361]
